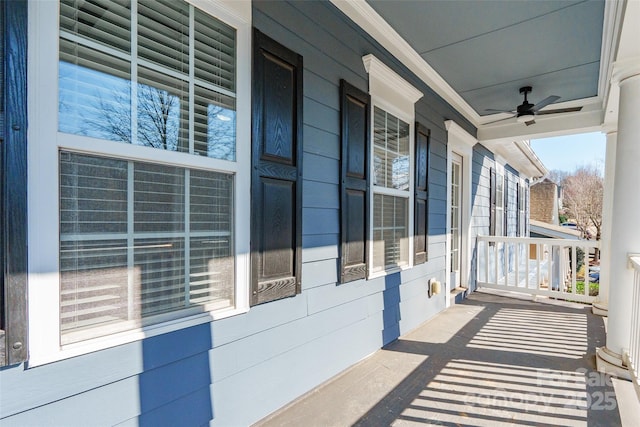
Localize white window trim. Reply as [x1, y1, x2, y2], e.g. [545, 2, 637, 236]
[27, 0, 251, 366]
[363, 54, 423, 278]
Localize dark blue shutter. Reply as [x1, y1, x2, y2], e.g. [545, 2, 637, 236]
[251, 29, 303, 305]
[1, 0, 28, 366]
[414, 122, 430, 264]
[339, 80, 370, 283]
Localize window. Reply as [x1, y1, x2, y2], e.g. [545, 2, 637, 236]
[363, 55, 422, 276]
[29, 0, 250, 363]
[372, 107, 411, 272]
[490, 164, 507, 238]
[59, 152, 234, 344]
[58, 0, 237, 159]
[495, 172, 504, 236]
[518, 181, 526, 236]
[489, 162, 508, 236]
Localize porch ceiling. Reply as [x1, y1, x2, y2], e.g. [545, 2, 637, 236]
[333, 0, 638, 143]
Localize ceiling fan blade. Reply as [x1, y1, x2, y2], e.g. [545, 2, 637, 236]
[483, 115, 516, 125]
[536, 106, 583, 115]
[485, 108, 515, 114]
[531, 95, 560, 112]
[525, 119, 536, 126]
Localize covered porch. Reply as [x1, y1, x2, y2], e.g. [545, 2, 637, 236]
[331, 0, 640, 416]
[256, 291, 630, 426]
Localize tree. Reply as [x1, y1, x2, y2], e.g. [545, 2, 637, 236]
[82, 80, 235, 159]
[547, 169, 569, 187]
[561, 165, 603, 247]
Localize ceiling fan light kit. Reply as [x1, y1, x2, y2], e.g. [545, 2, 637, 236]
[516, 113, 535, 123]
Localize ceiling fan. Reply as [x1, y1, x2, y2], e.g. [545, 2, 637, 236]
[485, 86, 582, 126]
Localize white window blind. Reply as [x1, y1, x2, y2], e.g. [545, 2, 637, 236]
[373, 194, 408, 271]
[60, 151, 234, 344]
[57, 0, 240, 345]
[372, 107, 410, 272]
[59, 0, 236, 160]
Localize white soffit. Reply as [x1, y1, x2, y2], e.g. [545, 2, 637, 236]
[331, 0, 619, 136]
[333, 0, 479, 125]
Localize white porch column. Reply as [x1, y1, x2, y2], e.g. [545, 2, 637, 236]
[592, 131, 616, 316]
[596, 59, 640, 378]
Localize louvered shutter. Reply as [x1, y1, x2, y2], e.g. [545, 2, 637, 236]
[490, 167, 496, 236]
[1, 0, 28, 366]
[340, 80, 370, 283]
[414, 122, 430, 264]
[251, 30, 303, 305]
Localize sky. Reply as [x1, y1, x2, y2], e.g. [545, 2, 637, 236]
[530, 132, 606, 175]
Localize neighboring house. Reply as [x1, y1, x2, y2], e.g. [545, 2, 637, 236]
[530, 219, 581, 240]
[0, 1, 547, 426]
[530, 178, 561, 225]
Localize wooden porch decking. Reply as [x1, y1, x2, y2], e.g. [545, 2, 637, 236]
[255, 292, 623, 426]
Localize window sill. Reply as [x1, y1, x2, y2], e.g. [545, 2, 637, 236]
[27, 305, 249, 368]
[368, 264, 410, 280]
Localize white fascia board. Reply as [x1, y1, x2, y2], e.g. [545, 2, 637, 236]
[514, 140, 548, 179]
[482, 139, 547, 179]
[332, 0, 480, 125]
[598, 0, 625, 112]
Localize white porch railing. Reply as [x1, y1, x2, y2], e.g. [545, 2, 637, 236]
[627, 254, 640, 400]
[476, 236, 600, 304]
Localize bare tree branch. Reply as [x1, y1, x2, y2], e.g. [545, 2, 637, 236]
[562, 165, 603, 244]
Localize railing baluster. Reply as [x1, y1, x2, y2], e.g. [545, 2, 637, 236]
[571, 245, 577, 296]
[504, 242, 509, 288]
[495, 241, 499, 286]
[515, 242, 520, 288]
[584, 245, 590, 297]
[485, 238, 489, 284]
[536, 243, 541, 291]
[525, 242, 530, 290]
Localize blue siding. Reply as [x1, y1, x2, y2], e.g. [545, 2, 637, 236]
[0, 1, 515, 426]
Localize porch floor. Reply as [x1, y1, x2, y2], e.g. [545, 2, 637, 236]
[254, 291, 623, 426]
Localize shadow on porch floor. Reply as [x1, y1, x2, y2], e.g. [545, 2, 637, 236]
[254, 291, 622, 427]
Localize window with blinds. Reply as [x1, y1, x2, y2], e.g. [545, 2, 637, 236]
[59, 0, 237, 160]
[495, 172, 504, 236]
[57, 0, 239, 344]
[372, 107, 410, 272]
[60, 151, 234, 344]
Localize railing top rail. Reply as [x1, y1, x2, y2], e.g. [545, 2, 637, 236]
[629, 254, 640, 271]
[477, 235, 600, 248]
